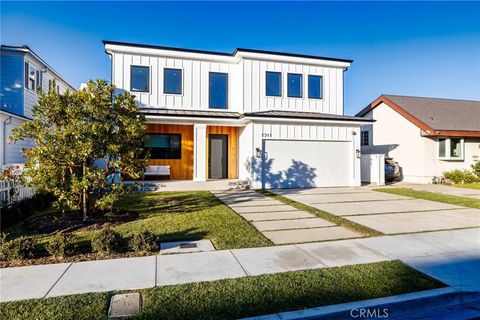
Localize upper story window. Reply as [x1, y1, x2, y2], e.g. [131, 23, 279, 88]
[308, 75, 322, 99]
[25, 62, 37, 92]
[145, 133, 181, 159]
[266, 71, 282, 97]
[361, 131, 369, 146]
[164, 68, 182, 94]
[209, 72, 228, 109]
[130, 65, 149, 92]
[438, 138, 464, 160]
[287, 73, 302, 98]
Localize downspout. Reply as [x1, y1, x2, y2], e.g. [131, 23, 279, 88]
[3, 116, 12, 166]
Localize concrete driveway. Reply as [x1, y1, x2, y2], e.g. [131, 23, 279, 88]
[275, 187, 480, 234]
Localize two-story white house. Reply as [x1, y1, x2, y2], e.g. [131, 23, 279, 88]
[104, 40, 373, 189]
[0, 45, 74, 167]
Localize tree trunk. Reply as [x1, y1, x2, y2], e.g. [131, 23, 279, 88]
[82, 164, 88, 221]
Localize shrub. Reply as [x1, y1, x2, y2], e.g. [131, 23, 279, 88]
[91, 228, 122, 255]
[46, 232, 76, 258]
[1, 192, 55, 229]
[129, 230, 158, 253]
[472, 161, 480, 178]
[0, 236, 36, 261]
[443, 169, 480, 184]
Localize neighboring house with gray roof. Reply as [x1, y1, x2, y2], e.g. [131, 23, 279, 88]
[356, 95, 480, 183]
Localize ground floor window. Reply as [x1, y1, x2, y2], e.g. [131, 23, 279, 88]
[438, 137, 464, 160]
[145, 133, 181, 159]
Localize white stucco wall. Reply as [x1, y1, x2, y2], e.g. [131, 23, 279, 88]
[361, 102, 480, 183]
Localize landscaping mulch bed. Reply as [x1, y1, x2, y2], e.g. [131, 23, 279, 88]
[23, 210, 139, 234]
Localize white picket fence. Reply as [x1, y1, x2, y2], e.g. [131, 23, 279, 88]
[0, 181, 35, 205]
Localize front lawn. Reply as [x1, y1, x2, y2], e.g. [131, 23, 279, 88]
[451, 183, 480, 190]
[0, 260, 444, 320]
[2, 191, 271, 266]
[375, 188, 480, 209]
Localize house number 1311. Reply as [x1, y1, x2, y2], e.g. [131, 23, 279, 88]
[262, 133, 272, 138]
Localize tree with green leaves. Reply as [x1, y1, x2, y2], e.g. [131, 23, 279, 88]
[12, 79, 147, 220]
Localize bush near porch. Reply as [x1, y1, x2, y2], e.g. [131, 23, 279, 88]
[1, 191, 271, 267]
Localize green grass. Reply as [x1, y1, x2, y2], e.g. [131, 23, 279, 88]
[0, 260, 444, 320]
[375, 188, 480, 209]
[6, 191, 271, 251]
[451, 183, 480, 190]
[257, 190, 383, 237]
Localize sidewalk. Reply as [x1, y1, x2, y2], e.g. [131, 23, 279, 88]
[1, 228, 479, 302]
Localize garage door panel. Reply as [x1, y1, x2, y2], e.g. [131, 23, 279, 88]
[263, 140, 352, 188]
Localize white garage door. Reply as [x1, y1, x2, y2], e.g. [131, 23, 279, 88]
[262, 139, 353, 188]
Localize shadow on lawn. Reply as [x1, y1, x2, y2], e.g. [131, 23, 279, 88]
[120, 192, 222, 216]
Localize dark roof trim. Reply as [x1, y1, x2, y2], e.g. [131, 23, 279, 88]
[244, 111, 373, 122]
[234, 48, 353, 63]
[139, 108, 373, 123]
[139, 109, 241, 119]
[103, 40, 353, 64]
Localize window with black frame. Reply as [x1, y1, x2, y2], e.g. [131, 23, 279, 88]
[209, 72, 228, 109]
[164, 68, 182, 94]
[131, 65, 149, 92]
[287, 73, 302, 98]
[266, 71, 282, 97]
[144, 134, 181, 159]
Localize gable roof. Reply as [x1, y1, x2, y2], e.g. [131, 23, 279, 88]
[356, 95, 480, 137]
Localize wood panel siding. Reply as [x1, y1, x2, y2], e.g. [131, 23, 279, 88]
[146, 124, 194, 180]
[206, 126, 238, 179]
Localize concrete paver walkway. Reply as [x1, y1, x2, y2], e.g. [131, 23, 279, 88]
[1, 228, 477, 302]
[212, 190, 360, 244]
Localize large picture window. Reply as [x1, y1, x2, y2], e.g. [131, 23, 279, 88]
[438, 138, 464, 160]
[287, 73, 302, 98]
[131, 65, 149, 92]
[164, 68, 182, 94]
[266, 71, 282, 97]
[145, 134, 181, 159]
[209, 72, 228, 109]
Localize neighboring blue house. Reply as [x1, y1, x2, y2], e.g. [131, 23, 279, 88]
[0, 45, 74, 167]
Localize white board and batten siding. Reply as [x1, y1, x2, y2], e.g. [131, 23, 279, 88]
[239, 122, 362, 188]
[111, 52, 243, 111]
[109, 50, 345, 114]
[243, 59, 344, 115]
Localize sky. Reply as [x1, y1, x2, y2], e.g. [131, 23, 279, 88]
[1, 1, 479, 115]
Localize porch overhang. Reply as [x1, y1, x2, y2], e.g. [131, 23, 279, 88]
[140, 109, 375, 127]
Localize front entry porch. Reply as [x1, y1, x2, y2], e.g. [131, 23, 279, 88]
[145, 123, 239, 182]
